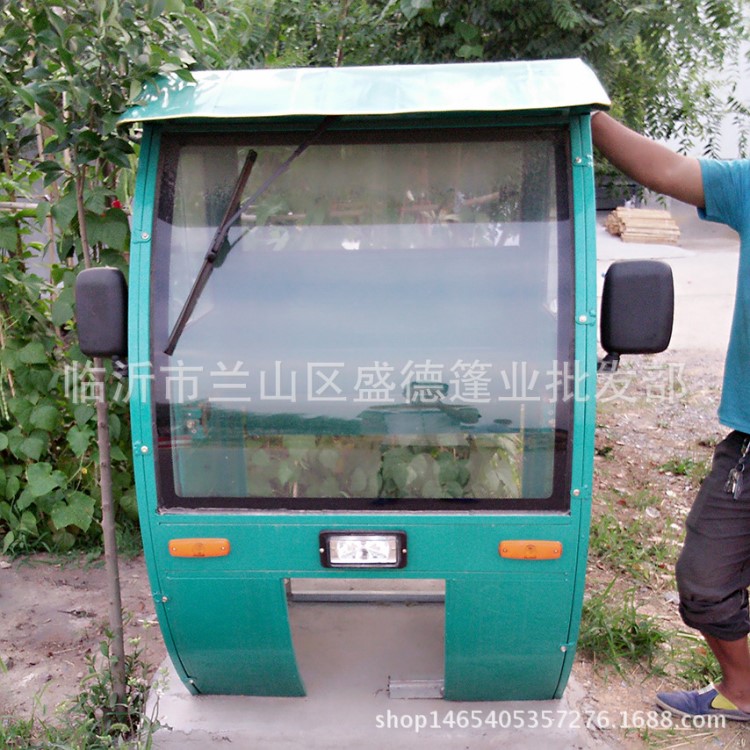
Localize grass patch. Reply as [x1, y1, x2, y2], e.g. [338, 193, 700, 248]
[670, 632, 722, 687]
[0, 716, 35, 750]
[589, 512, 677, 581]
[609, 489, 663, 511]
[629, 491, 663, 511]
[0, 629, 157, 750]
[579, 582, 669, 673]
[659, 455, 710, 486]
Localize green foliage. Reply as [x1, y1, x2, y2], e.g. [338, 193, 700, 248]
[1, 249, 99, 553]
[0, 0, 221, 554]
[0, 199, 139, 554]
[217, 0, 747, 155]
[0, 0, 223, 265]
[68, 632, 154, 745]
[392, 0, 747, 152]
[0, 630, 157, 749]
[196, 0, 462, 69]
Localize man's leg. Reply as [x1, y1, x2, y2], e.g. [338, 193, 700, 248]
[657, 432, 750, 718]
[705, 634, 750, 712]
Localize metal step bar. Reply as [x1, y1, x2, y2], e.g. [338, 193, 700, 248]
[288, 578, 446, 603]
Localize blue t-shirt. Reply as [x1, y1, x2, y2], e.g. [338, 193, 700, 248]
[699, 159, 750, 434]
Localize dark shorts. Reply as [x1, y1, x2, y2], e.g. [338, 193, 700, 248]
[676, 430, 750, 641]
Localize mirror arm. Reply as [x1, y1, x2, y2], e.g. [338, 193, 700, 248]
[597, 352, 620, 373]
[112, 356, 128, 377]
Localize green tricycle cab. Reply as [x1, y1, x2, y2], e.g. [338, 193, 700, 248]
[76, 59, 674, 701]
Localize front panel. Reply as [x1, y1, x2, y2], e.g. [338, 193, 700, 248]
[128, 116, 596, 700]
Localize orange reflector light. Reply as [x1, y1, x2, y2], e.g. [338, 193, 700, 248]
[169, 538, 231, 558]
[499, 540, 562, 560]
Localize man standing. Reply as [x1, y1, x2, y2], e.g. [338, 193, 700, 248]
[592, 111, 750, 720]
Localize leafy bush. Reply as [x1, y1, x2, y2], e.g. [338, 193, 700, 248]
[0, 0, 221, 554]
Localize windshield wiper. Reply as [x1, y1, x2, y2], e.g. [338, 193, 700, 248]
[164, 115, 340, 355]
[164, 148, 257, 355]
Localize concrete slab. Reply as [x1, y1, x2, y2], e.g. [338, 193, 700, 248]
[147, 598, 614, 749]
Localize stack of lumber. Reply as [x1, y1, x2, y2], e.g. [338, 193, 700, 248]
[605, 207, 680, 245]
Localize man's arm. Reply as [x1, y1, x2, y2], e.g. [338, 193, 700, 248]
[591, 111, 705, 209]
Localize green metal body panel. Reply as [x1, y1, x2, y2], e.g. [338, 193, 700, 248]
[119, 59, 608, 124]
[125, 60, 606, 701]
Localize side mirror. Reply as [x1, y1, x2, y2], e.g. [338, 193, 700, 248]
[599, 260, 674, 370]
[75, 267, 128, 358]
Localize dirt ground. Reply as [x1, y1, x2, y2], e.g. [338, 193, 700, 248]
[1, 348, 749, 748]
[0, 552, 166, 725]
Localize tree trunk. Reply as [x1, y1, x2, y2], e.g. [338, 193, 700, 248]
[76, 169, 127, 713]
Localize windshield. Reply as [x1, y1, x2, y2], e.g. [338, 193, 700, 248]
[151, 127, 574, 511]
